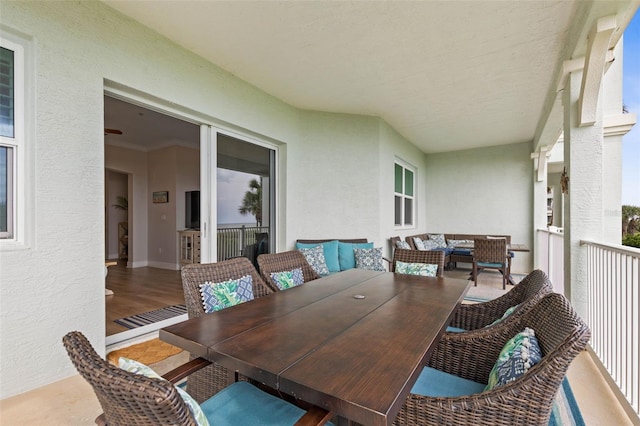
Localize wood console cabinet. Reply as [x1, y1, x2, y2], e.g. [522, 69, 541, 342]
[179, 230, 201, 265]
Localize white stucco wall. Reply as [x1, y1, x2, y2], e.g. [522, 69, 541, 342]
[423, 143, 534, 273]
[0, 1, 424, 398]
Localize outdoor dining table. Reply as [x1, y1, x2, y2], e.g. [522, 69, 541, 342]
[160, 268, 470, 426]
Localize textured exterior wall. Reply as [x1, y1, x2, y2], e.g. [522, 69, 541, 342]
[0, 1, 421, 398]
[424, 143, 534, 273]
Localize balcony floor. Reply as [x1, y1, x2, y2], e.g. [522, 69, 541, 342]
[0, 268, 636, 425]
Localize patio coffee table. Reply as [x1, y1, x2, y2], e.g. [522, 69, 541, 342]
[160, 268, 470, 426]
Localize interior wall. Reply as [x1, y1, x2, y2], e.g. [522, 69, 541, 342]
[424, 142, 533, 273]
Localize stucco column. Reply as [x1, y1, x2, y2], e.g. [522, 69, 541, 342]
[563, 70, 605, 319]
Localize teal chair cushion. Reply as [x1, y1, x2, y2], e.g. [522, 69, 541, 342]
[202, 381, 333, 426]
[477, 261, 504, 268]
[446, 326, 466, 332]
[411, 366, 486, 397]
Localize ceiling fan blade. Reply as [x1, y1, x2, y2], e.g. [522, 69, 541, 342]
[104, 128, 123, 135]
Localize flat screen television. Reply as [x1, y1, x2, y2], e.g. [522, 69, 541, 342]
[185, 190, 200, 230]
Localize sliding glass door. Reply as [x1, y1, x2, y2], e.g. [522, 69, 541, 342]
[199, 127, 276, 265]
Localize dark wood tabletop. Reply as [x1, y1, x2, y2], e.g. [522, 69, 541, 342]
[160, 268, 470, 426]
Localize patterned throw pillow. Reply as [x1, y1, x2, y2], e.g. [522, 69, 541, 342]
[395, 240, 411, 249]
[119, 357, 209, 426]
[298, 245, 330, 276]
[354, 247, 386, 271]
[199, 275, 254, 313]
[422, 239, 440, 250]
[487, 304, 520, 327]
[485, 327, 542, 390]
[395, 261, 438, 277]
[413, 237, 427, 250]
[446, 239, 473, 249]
[428, 234, 447, 248]
[270, 268, 304, 290]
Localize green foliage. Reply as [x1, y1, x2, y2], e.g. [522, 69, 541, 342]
[622, 233, 640, 248]
[622, 205, 640, 237]
[112, 195, 128, 211]
[238, 179, 262, 226]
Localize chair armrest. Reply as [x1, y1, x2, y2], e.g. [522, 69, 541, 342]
[161, 357, 212, 383]
[294, 406, 334, 426]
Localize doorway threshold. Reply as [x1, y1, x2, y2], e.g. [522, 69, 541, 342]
[106, 313, 188, 351]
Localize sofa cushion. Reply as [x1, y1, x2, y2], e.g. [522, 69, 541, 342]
[338, 241, 374, 270]
[296, 240, 340, 273]
[298, 245, 331, 276]
[354, 247, 386, 271]
[395, 240, 411, 250]
[428, 234, 447, 248]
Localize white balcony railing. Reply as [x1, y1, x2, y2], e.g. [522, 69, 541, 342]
[581, 240, 640, 416]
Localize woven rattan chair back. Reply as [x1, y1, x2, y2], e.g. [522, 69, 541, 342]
[181, 257, 272, 318]
[391, 248, 445, 277]
[395, 293, 591, 425]
[180, 257, 272, 402]
[473, 238, 507, 264]
[63, 331, 197, 426]
[472, 238, 509, 289]
[257, 250, 321, 292]
[449, 269, 553, 330]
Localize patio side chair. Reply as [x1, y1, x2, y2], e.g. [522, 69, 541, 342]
[472, 237, 510, 289]
[63, 331, 332, 426]
[393, 293, 591, 425]
[181, 257, 273, 402]
[449, 269, 553, 331]
[391, 248, 445, 277]
[257, 250, 321, 292]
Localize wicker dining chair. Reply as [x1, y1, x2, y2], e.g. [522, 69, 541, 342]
[181, 257, 273, 402]
[391, 248, 445, 277]
[448, 269, 553, 331]
[62, 331, 332, 426]
[472, 237, 510, 289]
[257, 250, 321, 292]
[393, 293, 591, 425]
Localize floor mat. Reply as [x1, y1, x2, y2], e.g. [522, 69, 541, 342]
[114, 304, 187, 329]
[107, 338, 182, 366]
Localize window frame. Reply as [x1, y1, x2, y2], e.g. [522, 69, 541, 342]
[0, 30, 27, 246]
[394, 159, 416, 229]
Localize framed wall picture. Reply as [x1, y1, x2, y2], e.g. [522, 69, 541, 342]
[152, 191, 169, 203]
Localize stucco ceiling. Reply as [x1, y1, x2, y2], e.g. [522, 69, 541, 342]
[101, 1, 616, 153]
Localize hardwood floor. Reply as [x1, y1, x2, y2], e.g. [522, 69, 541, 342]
[105, 263, 185, 336]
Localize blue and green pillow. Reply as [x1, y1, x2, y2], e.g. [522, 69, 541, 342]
[199, 275, 254, 313]
[485, 327, 542, 390]
[270, 268, 304, 290]
[395, 261, 438, 277]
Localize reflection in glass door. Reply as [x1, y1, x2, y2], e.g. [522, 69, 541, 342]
[215, 133, 275, 266]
